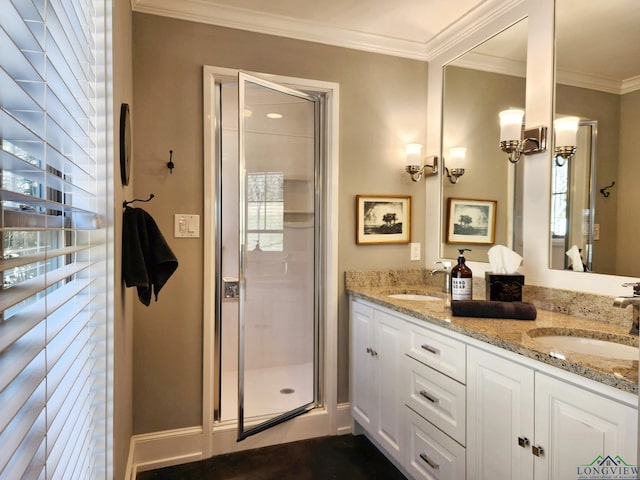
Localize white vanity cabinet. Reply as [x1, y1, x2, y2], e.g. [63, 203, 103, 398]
[467, 345, 638, 480]
[350, 298, 638, 480]
[350, 300, 405, 464]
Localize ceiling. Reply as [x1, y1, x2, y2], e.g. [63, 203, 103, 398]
[132, 0, 639, 92]
[131, 0, 496, 60]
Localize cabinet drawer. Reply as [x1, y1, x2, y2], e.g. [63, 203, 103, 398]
[406, 323, 466, 383]
[406, 357, 466, 445]
[406, 407, 465, 480]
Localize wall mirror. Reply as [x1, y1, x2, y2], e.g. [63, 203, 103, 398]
[550, 0, 640, 276]
[441, 18, 528, 263]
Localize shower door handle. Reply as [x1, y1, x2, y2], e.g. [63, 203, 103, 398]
[223, 277, 240, 299]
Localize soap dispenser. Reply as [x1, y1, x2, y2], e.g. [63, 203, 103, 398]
[451, 249, 473, 301]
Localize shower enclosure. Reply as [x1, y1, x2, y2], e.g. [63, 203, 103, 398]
[212, 72, 324, 441]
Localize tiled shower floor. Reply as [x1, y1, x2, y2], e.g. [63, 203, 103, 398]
[220, 363, 314, 421]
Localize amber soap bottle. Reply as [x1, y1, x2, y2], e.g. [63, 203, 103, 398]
[451, 249, 473, 301]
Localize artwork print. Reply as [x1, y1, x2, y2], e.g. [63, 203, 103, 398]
[356, 195, 411, 244]
[446, 197, 496, 244]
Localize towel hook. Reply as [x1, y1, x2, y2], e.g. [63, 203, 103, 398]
[123, 193, 155, 208]
[167, 150, 175, 174]
[600, 181, 615, 198]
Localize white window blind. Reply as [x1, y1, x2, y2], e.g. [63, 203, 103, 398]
[0, 0, 110, 479]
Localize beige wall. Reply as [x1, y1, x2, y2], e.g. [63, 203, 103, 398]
[131, 13, 428, 434]
[113, 0, 134, 477]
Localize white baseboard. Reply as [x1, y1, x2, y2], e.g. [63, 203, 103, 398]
[336, 401, 353, 435]
[126, 403, 352, 478]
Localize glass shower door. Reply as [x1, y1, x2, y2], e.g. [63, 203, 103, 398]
[237, 72, 319, 440]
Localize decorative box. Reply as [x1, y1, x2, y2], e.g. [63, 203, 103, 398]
[485, 272, 524, 302]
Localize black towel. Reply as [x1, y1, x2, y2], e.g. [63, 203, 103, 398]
[451, 300, 537, 320]
[123, 206, 178, 306]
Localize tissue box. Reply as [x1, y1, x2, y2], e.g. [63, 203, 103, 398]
[485, 272, 524, 302]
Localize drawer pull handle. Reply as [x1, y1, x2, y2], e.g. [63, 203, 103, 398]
[532, 445, 544, 457]
[421, 344, 440, 355]
[419, 453, 440, 470]
[419, 389, 439, 404]
[518, 436, 530, 448]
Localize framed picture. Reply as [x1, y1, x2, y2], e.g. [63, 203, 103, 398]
[356, 195, 411, 245]
[446, 197, 496, 244]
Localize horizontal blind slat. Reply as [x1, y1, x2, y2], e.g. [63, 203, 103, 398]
[0, 245, 90, 273]
[0, 261, 91, 312]
[0, 399, 45, 473]
[0, 366, 45, 433]
[0, 326, 45, 392]
[0, 299, 46, 353]
[0, 413, 45, 480]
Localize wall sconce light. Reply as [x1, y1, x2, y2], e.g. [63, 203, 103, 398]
[444, 147, 466, 184]
[553, 116, 579, 166]
[405, 143, 438, 182]
[498, 109, 547, 164]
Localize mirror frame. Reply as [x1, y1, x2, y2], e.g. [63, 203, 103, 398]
[425, 0, 638, 296]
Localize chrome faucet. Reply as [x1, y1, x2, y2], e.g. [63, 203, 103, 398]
[613, 282, 640, 336]
[430, 261, 452, 294]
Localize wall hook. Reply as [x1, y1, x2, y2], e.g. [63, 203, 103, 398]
[600, 181, 615, 198]
[167, 150, 175, 174]
[123, 193, 155, 208]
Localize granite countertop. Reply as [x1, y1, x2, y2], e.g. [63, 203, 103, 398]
[348, 284, 639, 395]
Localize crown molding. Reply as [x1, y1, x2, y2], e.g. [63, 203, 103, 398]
[450, 51, 526, 78]
[621, 75, 640, 95]
[557, 71, 639, 95]
[422, 0, 525, 60]
[131, 0, 524, 61]
[131, 0, 430, 60]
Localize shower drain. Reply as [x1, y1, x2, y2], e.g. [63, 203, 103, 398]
[280, 388, 295, 395]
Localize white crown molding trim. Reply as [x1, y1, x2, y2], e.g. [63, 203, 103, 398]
[621, 75, 640, 94]
[131, 0, 429, 60]
[423, 0, 526, 60]
[556, 70, 629, 95]
[450, 51, 526, 78]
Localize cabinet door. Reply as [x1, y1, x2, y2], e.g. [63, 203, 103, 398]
[467, 346, 534, 480]
[534, 373, 638, 480]
[373, 309, 405, 462]
[351, 301, 375, 430]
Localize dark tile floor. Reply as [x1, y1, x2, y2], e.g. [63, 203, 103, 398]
[136, 434, 408, 480]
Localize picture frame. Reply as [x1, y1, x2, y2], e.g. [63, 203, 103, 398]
[446, 197, 496, 245]
[356, 195, 411, 245]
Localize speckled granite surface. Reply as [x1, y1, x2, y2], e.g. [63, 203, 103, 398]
[345, 269, 630, 326]
[346, 269, 639, 394]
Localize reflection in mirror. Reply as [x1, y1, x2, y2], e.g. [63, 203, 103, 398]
[550, 120, 596, 271]
[551, 0, 640, 276]
[441, 18, 527, 263]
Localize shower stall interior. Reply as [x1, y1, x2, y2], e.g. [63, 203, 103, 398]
[213, 73, 323, 440]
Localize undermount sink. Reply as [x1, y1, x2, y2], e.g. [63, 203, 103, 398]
[387, 293, 442, 302]
[527, 328, 639, 361]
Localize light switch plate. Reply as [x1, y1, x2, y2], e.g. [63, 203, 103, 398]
[174, 214, 200, 238]
[410, 242, 421, 261]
